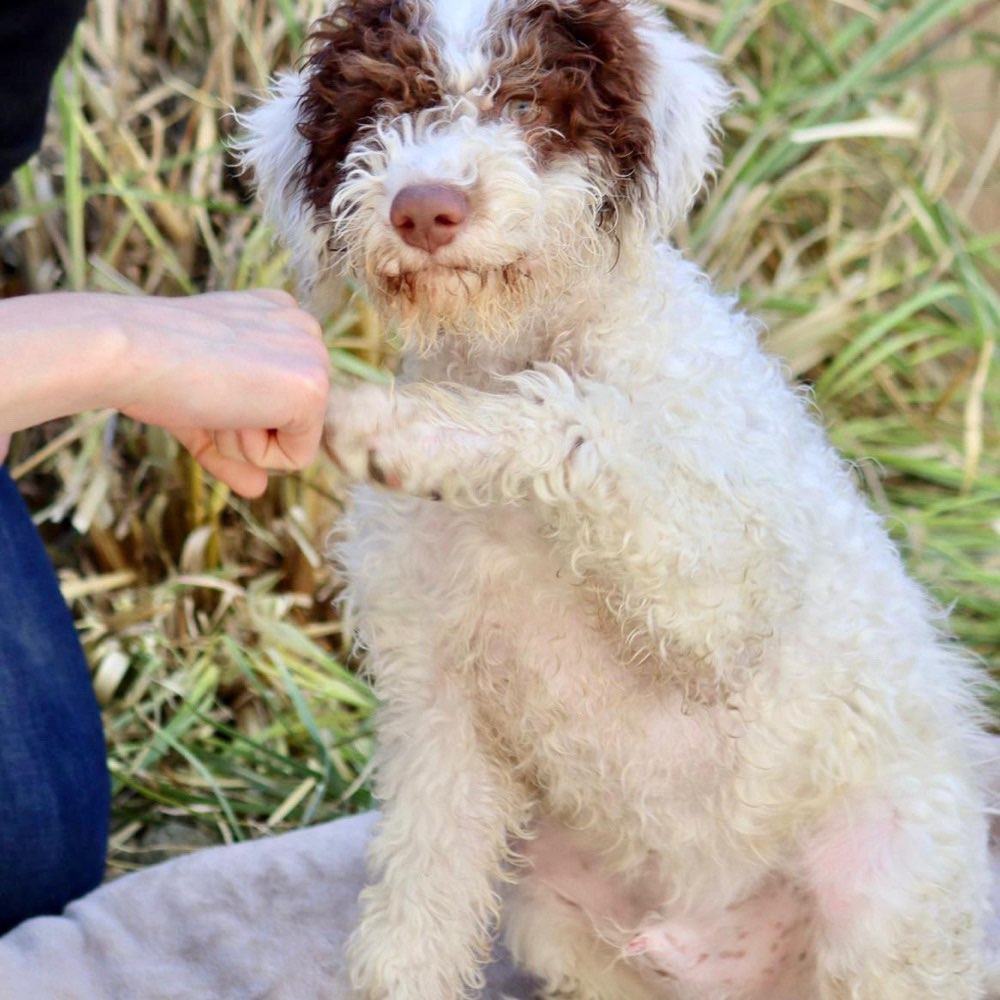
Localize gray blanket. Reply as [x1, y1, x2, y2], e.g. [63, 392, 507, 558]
[0, 813, 535, 1000]
[4, 811, 999, 999]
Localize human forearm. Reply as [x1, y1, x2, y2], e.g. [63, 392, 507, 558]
[0, 292, 126, 434]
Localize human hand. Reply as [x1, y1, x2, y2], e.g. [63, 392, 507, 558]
[106, 290, 329, 497]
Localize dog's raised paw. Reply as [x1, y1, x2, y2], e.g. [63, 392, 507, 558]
[322, 384, 471, 500]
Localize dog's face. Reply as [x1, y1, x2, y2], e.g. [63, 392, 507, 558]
[242, 0, 728, 343]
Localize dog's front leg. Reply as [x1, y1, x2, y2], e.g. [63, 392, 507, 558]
[345, 669, 524, 1000]
[325, 369, 812, 669]
[324, 371, 599, 507]
[326, 369, 762, 664]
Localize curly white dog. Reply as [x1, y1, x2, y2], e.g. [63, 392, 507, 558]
[242, 0, 994, 997]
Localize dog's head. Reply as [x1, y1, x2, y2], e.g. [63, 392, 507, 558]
[241, 0, 729, 343]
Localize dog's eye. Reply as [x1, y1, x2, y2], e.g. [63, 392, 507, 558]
[503, 98, 541, 125]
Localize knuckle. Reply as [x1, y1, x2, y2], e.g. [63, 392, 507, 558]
[302, 361, 331, 400]
[284, 367, 330, 427]
[306, 336, 330, 365]
[299, 312, 324, 339]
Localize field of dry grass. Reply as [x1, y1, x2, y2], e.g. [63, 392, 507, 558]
[0, 0, 997, 872]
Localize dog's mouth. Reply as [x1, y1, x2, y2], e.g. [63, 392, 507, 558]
[372, 260, 533, 303]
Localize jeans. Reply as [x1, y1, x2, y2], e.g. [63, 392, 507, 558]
[0, 467, 109, 932]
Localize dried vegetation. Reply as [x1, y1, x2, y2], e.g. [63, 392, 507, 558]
[0, 0, 996, 870]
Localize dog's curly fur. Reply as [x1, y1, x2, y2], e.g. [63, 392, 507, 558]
[241, 1, 995, 997]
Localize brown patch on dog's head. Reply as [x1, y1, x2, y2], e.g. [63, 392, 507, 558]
[490, 0, 656, 213]
[296, 0, 443, 214]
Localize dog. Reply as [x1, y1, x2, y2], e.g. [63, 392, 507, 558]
[241, 0, 993, 996]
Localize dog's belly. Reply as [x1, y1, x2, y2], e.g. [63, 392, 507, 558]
[348, 497, 768, 880]
[514, 820, 817, 1000]
[465, 508, 732, 829]
[440, 506, 821, 997]
[346, 496, 821, 996]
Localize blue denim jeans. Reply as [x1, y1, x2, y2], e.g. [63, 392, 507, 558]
[0, 467, 109, 932]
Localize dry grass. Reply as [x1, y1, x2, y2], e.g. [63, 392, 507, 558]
[0, 0, 997, 871]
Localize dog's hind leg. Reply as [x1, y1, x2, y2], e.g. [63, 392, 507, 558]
[503, 885, 660, 1000]
[804, 791, 989, 1000]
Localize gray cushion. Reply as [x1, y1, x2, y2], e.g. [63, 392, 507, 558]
[0, 812, 535, 1000]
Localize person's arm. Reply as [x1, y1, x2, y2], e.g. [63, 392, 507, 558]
[0, 289, 329, 496]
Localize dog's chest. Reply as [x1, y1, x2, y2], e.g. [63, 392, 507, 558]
[346, 495, 731, 825]
[469, 526, 729, 829]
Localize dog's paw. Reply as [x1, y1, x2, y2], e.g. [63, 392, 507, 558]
[323, 383, 490, 500]
[323, 382, 392, 480]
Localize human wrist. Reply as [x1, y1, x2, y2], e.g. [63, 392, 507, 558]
[48, 292, 134, 413]
[75, 293, 151, 412]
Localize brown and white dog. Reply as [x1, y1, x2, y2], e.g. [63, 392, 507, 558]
[241, 1, 995, 997]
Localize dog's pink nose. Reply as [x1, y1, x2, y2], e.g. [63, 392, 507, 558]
[390, 184, 468, 254]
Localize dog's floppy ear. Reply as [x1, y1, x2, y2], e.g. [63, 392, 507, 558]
[236, 74, 339, 312]
[632, 8, 732, 234]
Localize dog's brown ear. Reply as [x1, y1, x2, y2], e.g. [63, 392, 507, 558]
[631, 7, 732, 235]
[236, 74, 342, 315]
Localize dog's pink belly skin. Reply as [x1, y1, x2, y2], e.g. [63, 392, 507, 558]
[517, 822, 817, 1000]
